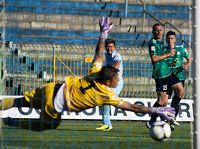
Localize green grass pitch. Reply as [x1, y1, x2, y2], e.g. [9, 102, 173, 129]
[0, 120, 193, 149]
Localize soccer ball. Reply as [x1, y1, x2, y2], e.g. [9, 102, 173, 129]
[149, 121, 171, 141]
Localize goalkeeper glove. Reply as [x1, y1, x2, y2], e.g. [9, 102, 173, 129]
[99, 17, 113, 39]
[151, 107, 179, 126]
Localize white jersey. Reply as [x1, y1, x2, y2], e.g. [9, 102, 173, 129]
[105, 50, 123, 95]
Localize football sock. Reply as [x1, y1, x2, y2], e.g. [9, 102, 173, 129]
[0, 98, 15, 110]
[149, 102, 162, 123]
[171, 95, 181, 117]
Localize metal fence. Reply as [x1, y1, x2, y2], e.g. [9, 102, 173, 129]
[0, 43, 193, 99]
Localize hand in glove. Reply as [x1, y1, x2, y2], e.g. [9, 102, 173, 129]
[151, 107, 179, 126]
[99, 17, 113, 39]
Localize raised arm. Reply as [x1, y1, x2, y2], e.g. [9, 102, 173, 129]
[92, 17, 113, 64]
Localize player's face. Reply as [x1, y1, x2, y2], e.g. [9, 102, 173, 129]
[152, 25, 164, 40]
[109, 73, 120, 88]
[105, 43, 115, 55]
[166, 35, 176, 47]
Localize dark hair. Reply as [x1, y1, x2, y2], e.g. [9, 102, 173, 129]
[166, 30, 176, 37]
[97, 65, 119, 83]
[105, 39, 115, 46]
[152, 23, 164, 31]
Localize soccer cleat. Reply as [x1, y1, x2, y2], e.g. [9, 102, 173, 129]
[170, 124, 175, 131]
[103, 126, 113, 132]
[170, 117, 178, 131]
[146, 121, 153, 129]
[96, 124, 109, 131]
[170, 118, 179, 126]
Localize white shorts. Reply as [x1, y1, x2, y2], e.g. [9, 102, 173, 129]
[54, 83, 65, 113]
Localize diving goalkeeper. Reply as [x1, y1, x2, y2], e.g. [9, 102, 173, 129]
[0, 17, 176, 130]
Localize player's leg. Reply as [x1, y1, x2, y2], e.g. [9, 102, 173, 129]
[0, 95, 40, 131]
[146, 102, 160, 128]
[21, 82, 62, 131]
[169, 81, 184, 131]
[39, 110, 61, 131]
[96, 105, 111, 131]
[96, 80, 123, 131]
[102, 81, 123, 131]
[102, 105, 112, 131]
[167, 74, 183, 130]
[26, 83, 62, 131]
[0, 97, 15, 110]
[0, 97, 30, 110]
[39, 82, 62, 130]
[96, 106, 104, 130]
[11, 85, 51, 109]
[147, 91, 168, 127]
[147, 77, 169, 128]
[171, 81, 184, 117]
[1, 83, 62, 131]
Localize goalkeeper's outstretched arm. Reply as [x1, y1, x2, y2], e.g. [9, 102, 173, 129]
[117, 101, 177, 124]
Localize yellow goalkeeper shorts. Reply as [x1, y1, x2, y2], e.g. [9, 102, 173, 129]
[23, 82, 61, 119]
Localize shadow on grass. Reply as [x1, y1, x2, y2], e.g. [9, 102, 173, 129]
[2, 117, 61, 131]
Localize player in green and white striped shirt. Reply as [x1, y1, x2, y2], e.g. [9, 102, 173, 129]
[147, 23, 177, 127]
[165, 30, 192, 130]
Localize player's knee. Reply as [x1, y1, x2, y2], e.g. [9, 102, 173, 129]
[179, 92, 184, 99]
[177, 90, 184, 99]
[157, 97, 168, 106]
[157, 99, 168, 106]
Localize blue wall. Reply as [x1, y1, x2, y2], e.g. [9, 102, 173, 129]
[5, 27, 189, 47]
[1, 0, 190, 47]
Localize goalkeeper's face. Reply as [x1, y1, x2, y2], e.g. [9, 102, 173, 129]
[108, 72, 120, 88]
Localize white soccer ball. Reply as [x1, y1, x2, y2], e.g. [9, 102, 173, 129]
[163, 122, 171, 138]
[149, 121, 172, 141]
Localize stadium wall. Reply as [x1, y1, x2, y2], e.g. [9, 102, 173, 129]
[0, 0, 191, 47]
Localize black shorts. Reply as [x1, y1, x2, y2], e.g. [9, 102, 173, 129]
[181, 80, 185, 86]
[155, 73, 184, 92]
[169, 73, 182, 87]
[155, 75, 171, 92]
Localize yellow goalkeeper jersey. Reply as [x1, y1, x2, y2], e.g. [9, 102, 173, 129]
[64, 62, 123, 112]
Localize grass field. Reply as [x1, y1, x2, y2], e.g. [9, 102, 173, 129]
[0, 119, 193, 149]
